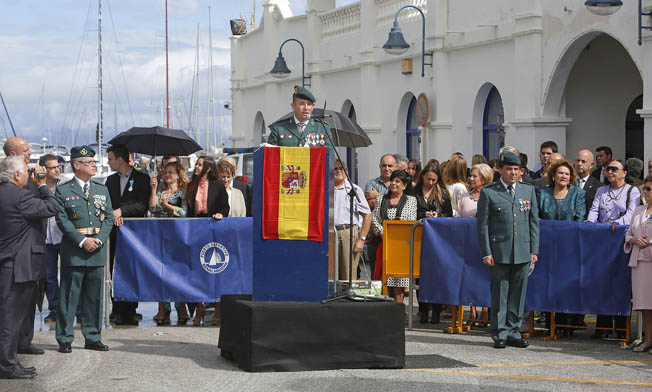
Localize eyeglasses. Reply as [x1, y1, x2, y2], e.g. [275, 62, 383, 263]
[605, 166, 622, 172]
[334, 167, 344, 171]
[643, 186, 652, 192]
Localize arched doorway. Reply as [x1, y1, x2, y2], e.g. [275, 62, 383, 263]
[545, 33, 642, 159]
[483, 87, 504, 161]
[253, 111, 265, 144]
[626, 95, 643, 160]
[341, 100, 358, 183]
[405, 96, 421, 161]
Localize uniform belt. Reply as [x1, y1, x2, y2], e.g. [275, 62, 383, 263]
[335, 224, 357, 231]
[76, 227, 100, 235]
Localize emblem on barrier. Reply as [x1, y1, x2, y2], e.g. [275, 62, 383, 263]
[280, 165, 306, 195]
[199, 242, 230, 274]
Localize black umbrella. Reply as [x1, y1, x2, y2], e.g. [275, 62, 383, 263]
[108, 126, 203, 156]
[278, 109, 372, 148]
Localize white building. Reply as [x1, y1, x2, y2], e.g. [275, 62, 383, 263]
[230, 0, 651, 184]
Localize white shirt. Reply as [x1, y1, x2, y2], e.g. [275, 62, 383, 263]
[294, 115, 307, 134]
[500, 178, 515, 193]
[334, 180, 371, 226]
[578, 175, 590, 189]
[119, 168, 133, 195]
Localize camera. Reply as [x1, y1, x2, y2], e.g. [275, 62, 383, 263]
[29, 167, 46, 179]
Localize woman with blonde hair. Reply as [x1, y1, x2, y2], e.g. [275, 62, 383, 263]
[444, 155, 469, 217]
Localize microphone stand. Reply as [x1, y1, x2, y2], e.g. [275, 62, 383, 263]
[315, 102, 392, 303]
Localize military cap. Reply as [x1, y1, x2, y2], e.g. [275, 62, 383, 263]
[70, 145, 96, 160]
[499, 150, 521, 167]
[293, 85, 316, 103]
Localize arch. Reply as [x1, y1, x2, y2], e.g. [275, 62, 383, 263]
[472, 82, 503, 160]
[253, 111, 265, 144]
[626, 94, 644, 160]
[396, 92, 420, 160]
[340, 99, 359, 183]
[543, 31, 642, 118]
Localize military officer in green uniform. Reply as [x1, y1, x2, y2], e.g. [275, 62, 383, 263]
[267, 86, 333, 148]
[477, 150, 539, 349]
[55, 146, 114, 353]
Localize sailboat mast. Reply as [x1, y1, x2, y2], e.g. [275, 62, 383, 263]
[165, 0, 170, 128]
[97, 0, 104, 174]
[206, 6, 212, 152]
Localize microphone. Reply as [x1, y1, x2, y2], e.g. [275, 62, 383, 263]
[310, 114, 333, 120]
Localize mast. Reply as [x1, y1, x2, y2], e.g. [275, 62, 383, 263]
[165, 0, 170, 128]
[97, 0, 104, 174]
[206, 5, 213, 152]
[189, 23, 199, 140]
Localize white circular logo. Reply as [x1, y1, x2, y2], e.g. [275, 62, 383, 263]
[199, 242, 230, 274]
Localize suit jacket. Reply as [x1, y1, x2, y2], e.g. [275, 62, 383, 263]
[188, 179, 230, 217]
[477, 181, 540, 264]
[537, 185, 586, 221]
[624, 205, 652, 267]
[591, 166, 610, 185]
[580, 175, 604, 219]
[412, 185, 452, 219]
[232, 180, 252, 217]
[267, 117, 333, 147]
[0, 183, 59, 283]
[55, 179, 114, 267]
[105, 169, 150, 218]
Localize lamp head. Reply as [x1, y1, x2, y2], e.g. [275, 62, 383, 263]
[270, 52, 291, 79]
[584, 0, 622, 16]
[383, 24, 410, 55]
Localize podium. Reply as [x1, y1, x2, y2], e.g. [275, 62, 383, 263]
[251, 147, 333, 301]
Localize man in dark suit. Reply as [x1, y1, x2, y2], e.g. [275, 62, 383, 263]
[575, 149, 604, 219]
[0, 156, 59, 379]
[591, 146, 612, 185]
[105, 144, 151, 325]
[222, 156, 252, 217]
[477, 150, 540, 349]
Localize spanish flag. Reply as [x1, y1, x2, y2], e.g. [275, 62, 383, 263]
[262, 147, 326, 241]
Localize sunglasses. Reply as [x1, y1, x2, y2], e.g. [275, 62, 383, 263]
[605, 166, 622, 172]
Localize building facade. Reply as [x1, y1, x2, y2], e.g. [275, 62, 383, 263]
[230, 0, 652, 183]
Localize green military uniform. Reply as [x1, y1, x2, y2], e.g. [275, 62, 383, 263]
[476, 151, 539, 343]
[55, 146, 114, 346]
[266, 86, 333, 148]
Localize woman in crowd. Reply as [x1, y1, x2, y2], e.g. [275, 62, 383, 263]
[149, 161, 190, 326]
[217, 160, 246, 218]
[471, 154, 487, 166]
[457, 163, 494, 325]
[413, 163, 452, 323]
[371, 170, 417, 303]
[444, 155, 469, 217]
[537, 159, 586, 335]
[407, 159, 422, 188]
[186, 156, 230, 326]
[624, 175, 652, 352]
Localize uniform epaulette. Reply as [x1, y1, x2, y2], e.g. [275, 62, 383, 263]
[269, 116, 293, 127]
[485, 182, 500, 189]
[91, 178, 106, 186]
[61, 178, 75, 186]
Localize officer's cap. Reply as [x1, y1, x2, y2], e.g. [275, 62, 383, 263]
[499, 151, 521, 167]
[293, 85, 316, 103]
[70, 145, 96, 160]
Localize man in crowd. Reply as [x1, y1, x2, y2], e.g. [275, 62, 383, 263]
[393, 154, 408, 171]
[55, 146, 114, 353]
[334, 159, 371, 281]
[266, 86, 333, 147]
[222, 156, 253, 217]
[587, 158, 640, 339]
[3, 136, 32, 163]
[626, 158, 644, 185]
[532, 141, 558, 179]
[364, 154, 397, 279]
[592, 146, 612, 185]
[40, 154, 64, 323]
[574, 149, 604, 220]
[0, 156, 58, 379]
[477, 149, 539, 349]
[105, 144, 151, 325]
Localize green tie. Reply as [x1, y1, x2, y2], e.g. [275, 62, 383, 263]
[507, 184, 514, 199]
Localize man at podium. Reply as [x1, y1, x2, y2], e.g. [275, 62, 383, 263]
[267, 86, 333, 148]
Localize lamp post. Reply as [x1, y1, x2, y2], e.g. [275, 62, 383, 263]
[382, 5, 432, 77]
[270, 38, 311, 87]
[584, 0, 652, 46]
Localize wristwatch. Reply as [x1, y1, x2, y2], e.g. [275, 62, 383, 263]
[360, 235, 367, 241]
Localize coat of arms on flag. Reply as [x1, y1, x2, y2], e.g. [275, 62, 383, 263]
[262, 147, 326, 241]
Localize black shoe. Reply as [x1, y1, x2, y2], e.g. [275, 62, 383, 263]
[58, 343, 72, 354]
[506, 338, 529, 348]
[84, 341, 109, 351]
[0, 370, 36, 379]
[419, 312, 429, 324]
[431, 312, 440, 324]
[20, 366, 36, 374]
[494, 339, 507, 349]
[114, 314, 139, 326]
[17, 344, 45, 355]
[136, 312, 143, 320]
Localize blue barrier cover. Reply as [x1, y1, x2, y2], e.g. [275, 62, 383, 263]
[113, 218, 253, 302]
[419, 218, 631, 316]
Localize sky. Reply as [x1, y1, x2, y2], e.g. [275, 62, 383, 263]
[0, 0, 355, 149]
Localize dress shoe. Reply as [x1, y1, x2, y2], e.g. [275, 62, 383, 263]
[506, 338, 529, 348]
[0, 370, 36, 379]
[493, 339, 507, 349]
[17, 344, 45, 355]
[114, 314, 139, 326]
[58, 343, 72, 353]
[84, 341, 109, 351]
[21, 366, 36, 374]
[419, 312, 429, 324]
[44, 312, 56, 323]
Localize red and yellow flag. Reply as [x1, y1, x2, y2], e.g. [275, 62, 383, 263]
[262, 147, 326, 241]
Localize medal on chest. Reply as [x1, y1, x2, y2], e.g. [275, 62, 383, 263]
[128, 179, 134, 192]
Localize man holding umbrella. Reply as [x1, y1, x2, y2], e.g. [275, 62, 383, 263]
[267, 86, 333, 148]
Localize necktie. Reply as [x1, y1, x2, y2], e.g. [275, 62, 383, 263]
[83, 183, 89, 198]
[578, 178, 584, 188]
[507, 184, 514, 198]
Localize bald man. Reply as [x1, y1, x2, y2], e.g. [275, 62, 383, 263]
[575, 149, 604, 219]
[3, 137, 32, 164]
[222, 156, 252, 217]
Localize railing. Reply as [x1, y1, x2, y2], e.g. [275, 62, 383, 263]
[320, 2, 361, 40]
[376, 0, 428, 26]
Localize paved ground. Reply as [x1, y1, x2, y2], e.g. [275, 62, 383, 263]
[7, 304, 652, 392]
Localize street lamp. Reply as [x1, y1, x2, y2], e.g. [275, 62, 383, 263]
[639, 0, 652, 45]
[382, 5, 432, 77]
[269, 38, 311, 87]
[584, 0, 622, 15]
